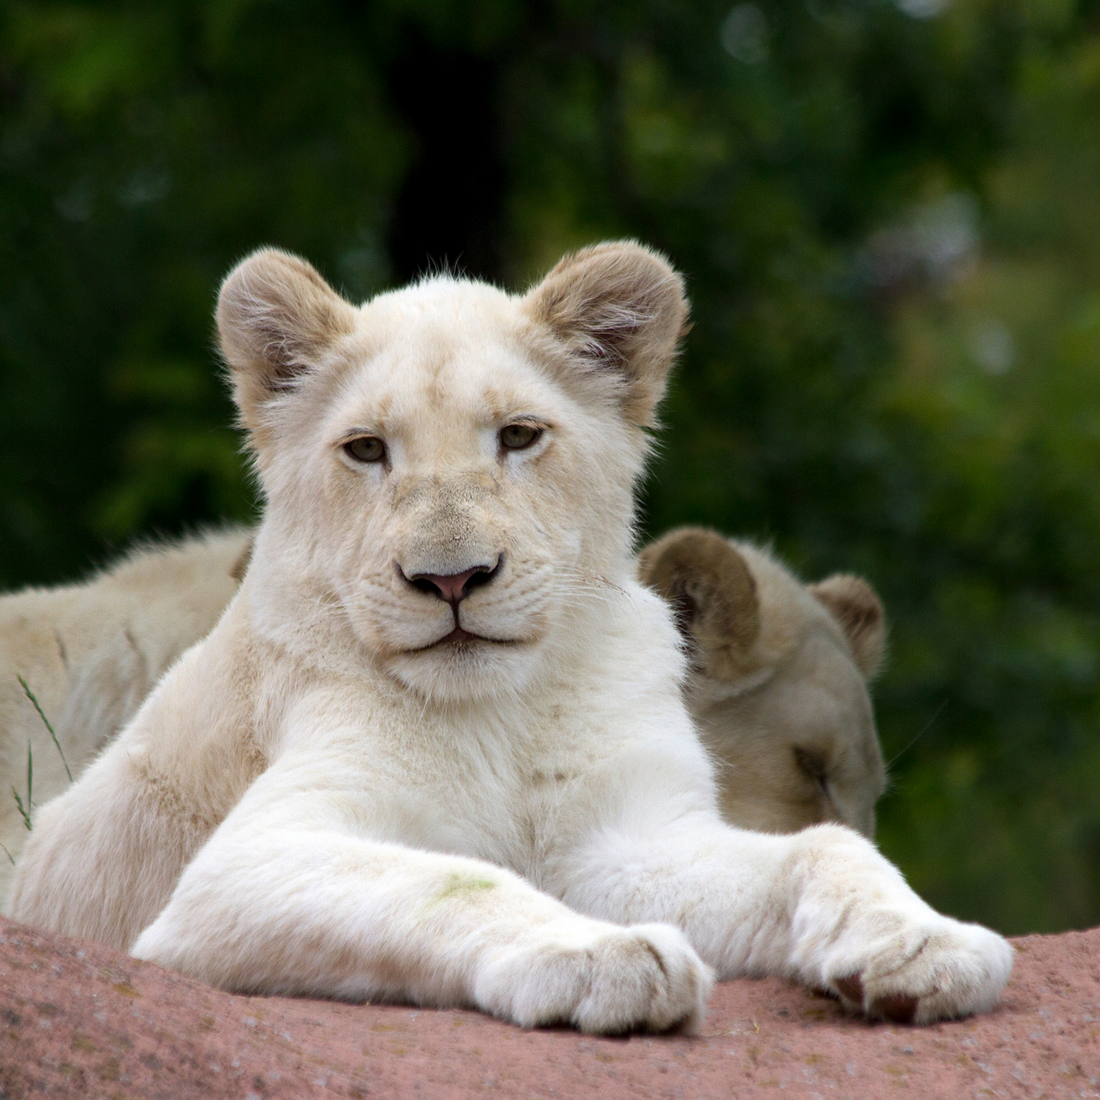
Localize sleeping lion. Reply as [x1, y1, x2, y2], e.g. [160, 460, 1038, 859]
[10, 242, 1008, 1030]
[637, 527, 887, 838]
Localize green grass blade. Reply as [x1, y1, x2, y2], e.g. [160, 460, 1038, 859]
[12, 786, 31, 832]
[17, 674, 72, 782]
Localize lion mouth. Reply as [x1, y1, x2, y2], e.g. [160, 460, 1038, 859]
[407, 626, 520, 653]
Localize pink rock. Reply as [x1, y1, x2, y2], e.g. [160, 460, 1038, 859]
[1, 915, 1097, 1099]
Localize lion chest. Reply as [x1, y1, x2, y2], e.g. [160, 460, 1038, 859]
[323, 696, 608, 880]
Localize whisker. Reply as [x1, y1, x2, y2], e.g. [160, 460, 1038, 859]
[887, 699, 947, 769]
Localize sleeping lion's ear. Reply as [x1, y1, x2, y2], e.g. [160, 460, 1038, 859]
[638, 527, 760, 681]
[523, 240, 689, 427]
[217, 248, 357, 441]
[810, 574, 888, 681]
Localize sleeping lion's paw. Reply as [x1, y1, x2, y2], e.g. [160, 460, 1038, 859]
[822, 909, 1013, 1024]
[475, 921, 713, 1034]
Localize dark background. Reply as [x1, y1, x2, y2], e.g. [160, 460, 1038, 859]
[2, 0, 1099, 934]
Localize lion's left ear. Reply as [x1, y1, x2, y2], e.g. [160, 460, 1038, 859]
[522, 241, 689, 426]
[809, 574, 888, 681]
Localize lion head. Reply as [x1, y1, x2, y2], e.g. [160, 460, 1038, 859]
[217, 242, 688, 704]
[638, 527, 888, 837]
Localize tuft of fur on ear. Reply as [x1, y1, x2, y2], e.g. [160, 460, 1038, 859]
[638, 527, 761, 681]
[523, 241, 689, 426]
[217, 248, 357, 440]
[810, 574, 888, 681]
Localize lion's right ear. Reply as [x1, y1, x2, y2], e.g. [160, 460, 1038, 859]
[217, 248, 357, 440]
[637, 527, 761, 682]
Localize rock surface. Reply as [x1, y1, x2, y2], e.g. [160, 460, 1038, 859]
[1, 916, 1097, 1099]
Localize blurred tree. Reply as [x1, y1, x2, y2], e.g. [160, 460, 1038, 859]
[1, 0, 1097, 933]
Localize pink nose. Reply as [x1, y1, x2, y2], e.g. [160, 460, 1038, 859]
[405, 559, 501, 604]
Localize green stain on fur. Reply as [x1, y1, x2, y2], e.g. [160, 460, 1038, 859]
[435, 873, 497, 903]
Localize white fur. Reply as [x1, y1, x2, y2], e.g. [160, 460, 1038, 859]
[10, 244, 1011, 1032]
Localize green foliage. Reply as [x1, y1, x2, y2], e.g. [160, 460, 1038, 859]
[1, 0, 1098, 933]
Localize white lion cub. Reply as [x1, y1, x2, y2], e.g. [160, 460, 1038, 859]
[11, 242, 1011, 1032]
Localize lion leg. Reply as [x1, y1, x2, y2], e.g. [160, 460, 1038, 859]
[556, 816, 1012, 1024]
[130, 760, 713, 1034]
[9, 743, 201, 949]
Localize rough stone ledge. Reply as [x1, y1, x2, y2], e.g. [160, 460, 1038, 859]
[1, 916, 1097, 1099]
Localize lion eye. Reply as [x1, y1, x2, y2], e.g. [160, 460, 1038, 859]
[500, 424, 541, 451]
[794, 747, 829, 792]
[343, 436, 386, 463]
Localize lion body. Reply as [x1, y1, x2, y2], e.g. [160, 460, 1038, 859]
[11, 243, 1010, 1030]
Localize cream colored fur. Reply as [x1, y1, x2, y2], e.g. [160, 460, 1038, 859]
[11, 243, 1011, 1031]
[638, 527, 888, 838]
[0, 530, 249, 902]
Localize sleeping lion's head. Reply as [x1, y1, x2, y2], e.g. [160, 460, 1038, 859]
[217, 242, 687, 702]
[638, 528, 888, 837]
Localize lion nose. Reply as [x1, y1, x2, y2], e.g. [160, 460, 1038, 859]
[404, 558, 502, 604]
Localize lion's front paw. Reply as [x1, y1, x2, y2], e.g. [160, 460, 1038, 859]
[825, 912, 1013, 1024]
[475, 921, 713, 1034]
